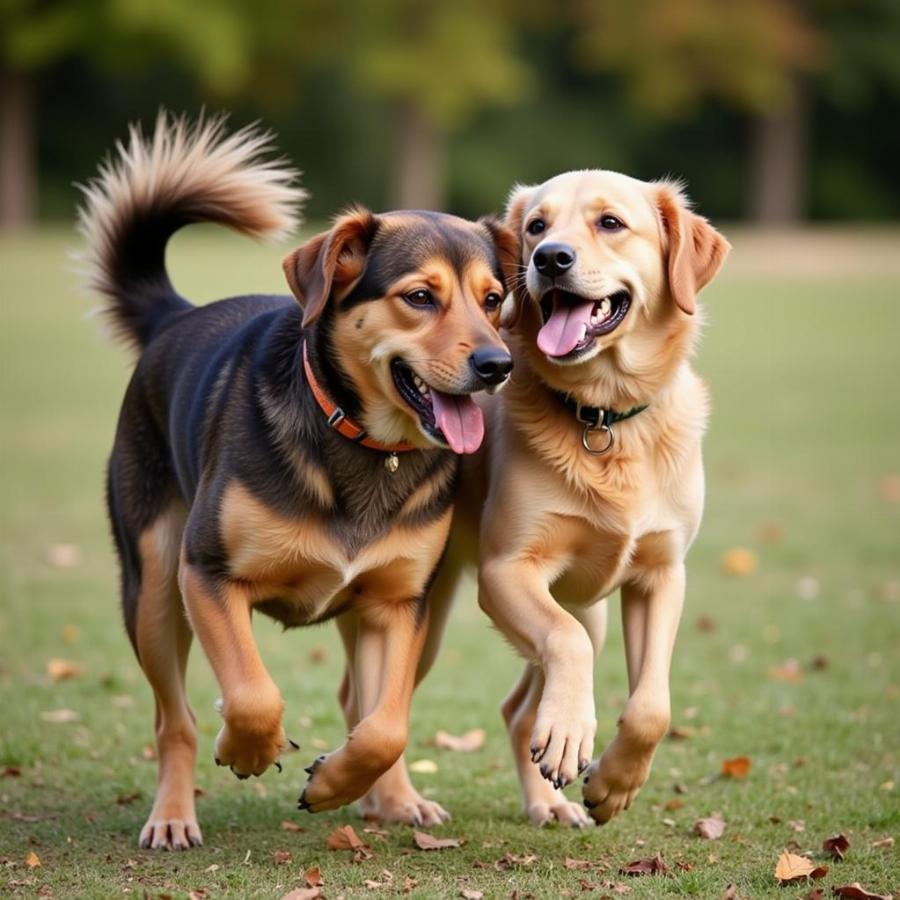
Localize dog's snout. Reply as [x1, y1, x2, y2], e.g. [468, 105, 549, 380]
[469, 347, 513, 387]
[533, 242, 576, 278]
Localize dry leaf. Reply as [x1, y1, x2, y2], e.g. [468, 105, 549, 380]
[721, 756, 752, 779]
[61, 624, 80, 644]
[327, 824, 365, 850]
[823, 833, 850, 860]
[620, 853, 669, 876]
[494, 853, 537, 870]
[413, 831, 461, 850]
[47, 658, 82, 682]
[25, 851, 41, 868]
[669, 725, 695, 740]
[774, 851, 815, 883]
[696, 615, 717, 633]
[869, 836, 894, 849]
[115, 791, 140, 806]
[433, 729, 486, 752]
[47, 543, 81, 568]
[281, 820, 304, 832]
[721, 885, 746, 900]
[141, 743, 156, 760]
[803, 891, 826, 900]
[2, 765, 22, 777]
[721, 548, 757, 577]
[664, 798, 684, 811]
[304, 866, 323, 887]
[878, 473, 900, 502]
[280, 890, 322, 900]
[461, 891, 483, 899]
[409, 759, 438, 774]
[40, 708, 79, 724]
[204, 864, 219, 873]
[364, 879, 384, 889]
[272, 849, 292, 865]
[564, 857, 592, 870]
[788, 820, 806, 833]
[769, 659, 804, 683]
[309, 646, 327, 664]
[756, 520, 784, 543]
[694, 815, 726, 840]
[831, 884, 892, 900]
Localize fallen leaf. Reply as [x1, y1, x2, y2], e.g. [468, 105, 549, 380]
[433, 729, 486, 752]
[721, 548, 757, 577]
[46, 657, 83, 682]
[403, 877, 418, 893]
[304, 866, 323, 887]
[47, 543, 81, 568]
[756, 520, 784, 543]
[115, 791, 140, 806]
[564, 857, 592, 870]
[281, 820, 304, 832]
[40, 708, 79, 724]
[668, 725, 695, 740]
[823, 833, 850, 860]
[409, 759, 438, 773]
[664, 798, 684, 811]
[204, 864, 219, 873]
[869, 836, 894, 849]
[774, 851, 814, 883]
[364, 879, 383, 889]
[61, 624, 80, 644]
[769, 659, 804, 683]
[309, 646, 327, 664]
[494, 853, 537, 870]
[878, 473, 900, 503]
[2, 765, 22, 777]
[788, 820, 806, 833]
[25, 851, 41, 868]
[187, 891, 208, 900]
[141, 744, 156, 760]
[461, 891, 483, 899]
[696, 615, 717, 633]
[674, 782, 689, 794]
[280, 890, 322, 900]
[720, 885, 745, 900]
[364, 826, 389, 838]
[831, 884, 892, 899]
[803, 890, 826, 900]
[272, 849, 292, 865]
[413, 831, 461, 850]
[327, 824, 365, 850]
[694, 815, 726, 840]
[620, 853, 669, 876]
[722, 756, 752, 779]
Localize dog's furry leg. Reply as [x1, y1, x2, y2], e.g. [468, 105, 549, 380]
[583, 566, 684, 823]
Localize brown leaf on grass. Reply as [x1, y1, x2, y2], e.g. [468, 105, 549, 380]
[721, 885, 746, 900]
[831, 884, 893, 899]
[309, 646, 327, 664]
[756, 520, 784, 543]
[432, 729, 486, 752]
[364, 826, 389, 838]
[564, 857, 592, 870]
[364, 879, 383, 889]
[40, 708, 79, 724]
[25, 851, 41, 868]
[809, 653, 829, 671]
[494, 853, 537, 870]
[414, 831, 461, 850]
[115, 791, 140, 806]
[668, 725, 695, 740]
[721, 548, 757, 577]
[281, 819, 304, 832]
[327, 824, 366, 850]
[721, 756, 751, 779]
[769, 659, 804, 683]
[694, 815, 726, 840]
[280, 890, 322, 900]
[47, 658, 82, 681]
[304, 866, 323, 887]
[822, 833, 850, 860]
[141, 743, 156, 760]
[664, 798, 684, 811]
[460, 891, 484, 899]
[869, 836, 893, 849]
[272, 849, 292, 865]
[61, 624, 80, 644]
[788, 820, 806, 833]
[696, 615, 717, 633]
[403, 877, 418, 893]
[878, 473, 900, 503]
[620, 853, 669, 876]
[803, 890, 826, 900]
[774, 851, 815, 883]
[2, 765, 22, 777]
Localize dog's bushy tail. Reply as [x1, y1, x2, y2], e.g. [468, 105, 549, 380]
[77, 111, 306, 351]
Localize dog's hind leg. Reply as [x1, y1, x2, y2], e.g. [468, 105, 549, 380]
[130, 502, 202, 849]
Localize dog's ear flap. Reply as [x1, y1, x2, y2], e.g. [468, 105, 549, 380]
[282, 206, 379, 327]
[499, 183, 535, 327]
[655, 183, 730, 316]
[479, 214, 520, 293]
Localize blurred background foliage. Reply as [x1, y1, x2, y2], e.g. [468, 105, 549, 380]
[2, 0, 900, 227]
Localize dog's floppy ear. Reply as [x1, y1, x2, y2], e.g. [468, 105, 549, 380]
[282, 205, 379, 327]
[500, 183, 535, 327]
[655, 183, 730, 316]
[478, 215, 520, 293]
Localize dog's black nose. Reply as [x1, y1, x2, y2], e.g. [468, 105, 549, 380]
[469, 347, 513, 387]
[533, 242, 576, 278]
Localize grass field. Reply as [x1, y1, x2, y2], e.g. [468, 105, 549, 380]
[1, 227, 898, 899]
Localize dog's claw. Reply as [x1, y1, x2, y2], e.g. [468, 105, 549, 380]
[578, 758, 590, 774]
[274, 760, 282, 773]
[297, 792, 310, 811]
[235, 770, 249, 780]
[214, 756, 222, 767]
[288, 739, 300, 750]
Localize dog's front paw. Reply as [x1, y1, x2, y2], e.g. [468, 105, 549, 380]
[529, 701, 596, 790]
[214, 720, 287, 779]
[581, 735, 654, 824]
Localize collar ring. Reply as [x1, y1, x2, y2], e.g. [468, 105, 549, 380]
[582, 422, 615, 455]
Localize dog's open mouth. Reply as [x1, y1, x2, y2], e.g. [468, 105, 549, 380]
[390, 359, 484, 455]
[537, 289, 631, 360]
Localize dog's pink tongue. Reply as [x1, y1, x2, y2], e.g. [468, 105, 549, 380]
[431, 390, 485, 455]
[537, 295, 596, 357]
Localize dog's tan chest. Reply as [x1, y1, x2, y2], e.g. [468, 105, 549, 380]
[219, 482, 449, 623]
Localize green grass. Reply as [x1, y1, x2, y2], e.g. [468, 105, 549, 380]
[1, 227, 899, 899]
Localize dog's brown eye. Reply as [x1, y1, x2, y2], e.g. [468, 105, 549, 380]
[484, 292, 503, 312]
[404, 289, 434, 308]
[598, 214, 625, 232]
[526, 218, 545, 236]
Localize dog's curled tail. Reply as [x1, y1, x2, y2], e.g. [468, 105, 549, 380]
[77, 111, 306, 350]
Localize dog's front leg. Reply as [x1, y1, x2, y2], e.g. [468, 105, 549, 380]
[299, 599, 426, 813]
[583, 564, 684, 823]
[180, 563, 287, 778]
[480, 559, 596, 789]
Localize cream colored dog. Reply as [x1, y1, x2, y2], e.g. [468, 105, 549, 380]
[465, 170, 730, 826]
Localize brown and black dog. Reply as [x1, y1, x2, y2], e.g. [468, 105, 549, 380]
[78, 114, 515, 849]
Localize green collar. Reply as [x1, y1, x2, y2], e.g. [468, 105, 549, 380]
[552, 389, 649, 455]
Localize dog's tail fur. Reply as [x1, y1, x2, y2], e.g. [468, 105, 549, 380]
[77, 112, 306, 351]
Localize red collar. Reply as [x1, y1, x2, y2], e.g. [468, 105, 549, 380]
[302, 342, 417, 453]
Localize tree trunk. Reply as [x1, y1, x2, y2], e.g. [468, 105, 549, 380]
[390, 100, 445, 211]
[748, 76, 809, 224]
[0, 66, 36, 230]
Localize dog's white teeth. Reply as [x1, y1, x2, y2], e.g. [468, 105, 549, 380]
[413, 374, 427, 394]
[579, 323, 588, 340]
